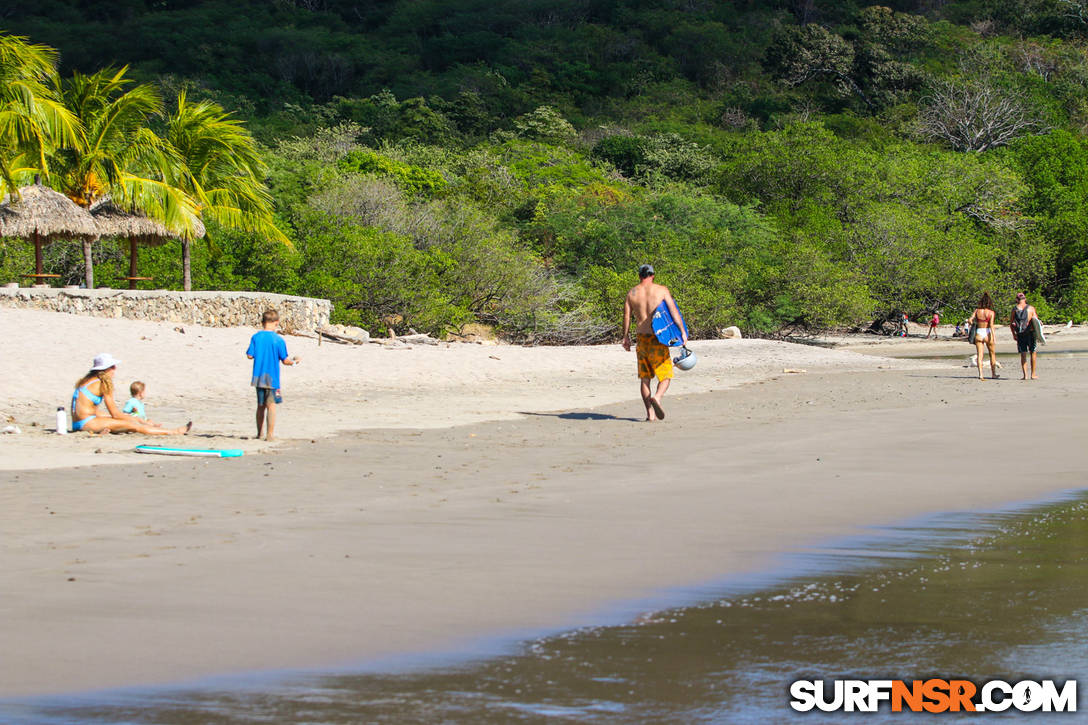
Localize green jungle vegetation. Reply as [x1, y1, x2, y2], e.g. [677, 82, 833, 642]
[4, 0, 1088, 340]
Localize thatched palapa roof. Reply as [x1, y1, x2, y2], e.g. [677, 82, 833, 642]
[0, 183, 99, 240]
[90, 200, 206, 246]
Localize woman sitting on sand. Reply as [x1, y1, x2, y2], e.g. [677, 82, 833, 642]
[968, 293, 1000, 381]
[71, 353, 191, 435]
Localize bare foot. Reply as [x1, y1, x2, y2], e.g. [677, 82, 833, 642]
[176, 422, 192, 435]
[266, 435, 276, 441]
[649, 398, 665, 420]
[1031, 375, 1039, 380]
[992, 373, 1000, 379]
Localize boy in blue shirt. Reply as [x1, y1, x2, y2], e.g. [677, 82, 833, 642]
[246, 309, 300, 441]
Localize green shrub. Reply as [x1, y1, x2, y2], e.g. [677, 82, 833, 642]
[512, 106, 577, 144]
[1059, 263, 1088, 322]
[295, 215, 462, 334]
[590, 135, 647, 177]
[337, 150, 447, 195]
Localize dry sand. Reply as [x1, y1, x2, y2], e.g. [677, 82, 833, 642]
[0, 307, 928, 471]
[2, 309, 1087, 698]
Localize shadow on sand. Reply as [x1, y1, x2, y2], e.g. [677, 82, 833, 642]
[904, 373, 1008, 380]
[517, 411, 643, 423]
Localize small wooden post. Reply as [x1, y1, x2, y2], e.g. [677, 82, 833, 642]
[129, 238, 139, 290]
[82, 238, 94, 289]
[34, 230, 43, 276]
[182, 238, 192, 291]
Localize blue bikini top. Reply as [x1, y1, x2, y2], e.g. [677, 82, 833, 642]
[72, 384, 104, 415]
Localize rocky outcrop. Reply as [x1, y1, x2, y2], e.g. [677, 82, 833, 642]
[720, 326, 743, 339]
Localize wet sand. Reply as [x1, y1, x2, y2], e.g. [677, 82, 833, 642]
[3, 351, 1087, 698]
[27, 493, 1085, 723]
[821, 321, 1088, 358]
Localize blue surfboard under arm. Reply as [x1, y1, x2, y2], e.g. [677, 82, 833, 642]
[651, 299, 688, 347]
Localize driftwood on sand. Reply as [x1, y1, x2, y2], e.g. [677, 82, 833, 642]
[316, 328, 367, 345]
[299, 325, 443, 347]
[396, 333, 440, 346]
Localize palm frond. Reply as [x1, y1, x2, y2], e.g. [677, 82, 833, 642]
[203, 203, 292, 246]
[162, 92, 287, 246]
[167, 95, 266, 179]
[114, 173, 203, 240]
[0, 33, 59, 84]
[0, 153, 45, 197]
[123, 126, 185, 179]
[0, 155, 16, 198]
[0, 80, 82, 168]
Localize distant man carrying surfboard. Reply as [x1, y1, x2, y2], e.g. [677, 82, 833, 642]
[1010, 292, 1040, 380]
[622, 264, 686, 422]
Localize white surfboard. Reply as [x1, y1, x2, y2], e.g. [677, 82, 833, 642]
[1032, 317, 1046, 345]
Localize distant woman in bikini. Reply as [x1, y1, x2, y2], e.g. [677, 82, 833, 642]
[71, 353, 191, 435]
[968, 292, 999, 380]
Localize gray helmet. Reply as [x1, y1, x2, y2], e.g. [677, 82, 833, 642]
[673, 346, 697, 371]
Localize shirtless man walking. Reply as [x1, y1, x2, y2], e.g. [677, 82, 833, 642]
[622, 264, 686, 422]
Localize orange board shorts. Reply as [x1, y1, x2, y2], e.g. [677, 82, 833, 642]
[637, 334, 674, 381]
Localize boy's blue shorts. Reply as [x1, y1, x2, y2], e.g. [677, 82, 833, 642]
[256, 388, 283, 405]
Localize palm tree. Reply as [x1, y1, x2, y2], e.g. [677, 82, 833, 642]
[163, 92, 289, 290]
[0, 33, 81, 197]
[3, 32, 287, 291]
[44, 66, 201, 286]
[50, 67, 201, 229]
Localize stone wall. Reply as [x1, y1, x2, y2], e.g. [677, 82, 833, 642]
[0, 287, 331, 332]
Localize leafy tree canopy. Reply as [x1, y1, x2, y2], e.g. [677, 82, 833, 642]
[5, 1, 1088, 336]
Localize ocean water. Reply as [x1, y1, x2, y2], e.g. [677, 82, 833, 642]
[6, 492, 1088, 724]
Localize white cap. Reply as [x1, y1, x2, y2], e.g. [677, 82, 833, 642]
[90, 353, 121, 371]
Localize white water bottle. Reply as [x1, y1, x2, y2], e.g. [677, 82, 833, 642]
[56, 406, 67, 435]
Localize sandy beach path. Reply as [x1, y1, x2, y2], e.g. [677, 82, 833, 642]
[2, 346, 1085, 698]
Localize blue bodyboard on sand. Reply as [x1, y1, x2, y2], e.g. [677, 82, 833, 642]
[135, 445, 244, 458]
[652, 299, 688, 347]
